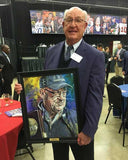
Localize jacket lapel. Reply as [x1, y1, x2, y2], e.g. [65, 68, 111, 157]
[69, 40, 87, 68]
[46, 42, 65, 69]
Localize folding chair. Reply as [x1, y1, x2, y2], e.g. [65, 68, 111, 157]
[110, 75, 124, 86]
[124, 75, 128, 84]
[104, 83, 122, 124]
[118, 98, 128, 147]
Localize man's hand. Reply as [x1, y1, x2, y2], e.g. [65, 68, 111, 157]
[14, 83, 23, 94]
[77, 132, 91, 146]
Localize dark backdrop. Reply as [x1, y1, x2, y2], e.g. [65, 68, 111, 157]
[13, 1, 128, 46]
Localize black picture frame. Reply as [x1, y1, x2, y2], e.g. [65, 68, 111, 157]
[18, 68, 82, 143]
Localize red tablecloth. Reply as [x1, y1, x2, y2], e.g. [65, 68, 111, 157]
[0, 99, 23, 160]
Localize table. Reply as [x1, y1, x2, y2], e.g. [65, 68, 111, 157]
[119, 84, 128, 113]
[0, 99, 23, 160]
[119, 84, 128, 98]
[119, 84, 128, 146]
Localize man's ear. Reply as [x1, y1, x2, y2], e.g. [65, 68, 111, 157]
[40, 88, 45, 95]
[62, 21, 65, 28]
[84, 22, 88, 30]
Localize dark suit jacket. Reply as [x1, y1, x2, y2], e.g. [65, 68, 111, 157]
[114, 48, 125, 67]
[0, 51, 14, 94]
[123, 51, 128, 76]
[44, 39, 105, 139]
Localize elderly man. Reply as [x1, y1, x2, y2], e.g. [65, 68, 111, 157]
[37, 75, 78, 138]
[15, 6, 105, 160]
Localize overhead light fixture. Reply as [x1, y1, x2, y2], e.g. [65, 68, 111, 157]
[0, 4, 10, 6]
[0, 0, 10, 6]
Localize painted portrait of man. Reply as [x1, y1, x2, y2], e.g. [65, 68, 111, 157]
[22, 72, 79, 140]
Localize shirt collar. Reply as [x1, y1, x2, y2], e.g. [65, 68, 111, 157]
[2, 51, 10, 63]
[65, 38, 83, 52]
[2, 51, 7, 57]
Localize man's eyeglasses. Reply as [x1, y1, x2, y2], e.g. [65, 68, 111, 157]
[45, 88, 67, 97]
[64, 18, 86, 24]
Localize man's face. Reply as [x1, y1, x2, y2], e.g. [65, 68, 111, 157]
[97, 46, 103, 51]
[118, 44, 122, 49]
[106, 48, 109, 53]
[48, 13, 53, 21]
[40, 87, 67, 114]
[112, 18, 116, 23]
[95, 16, 100, 25]
[3, 45, 10, 55]
[58, 17, 63, 25]
[62, 8, 87, 45]
[122, 18, 126, 24]
[36, 12, 42, 20]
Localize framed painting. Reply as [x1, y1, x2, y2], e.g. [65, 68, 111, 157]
[18, 68, 82, 143]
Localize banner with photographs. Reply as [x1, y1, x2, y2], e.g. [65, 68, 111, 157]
[30, 10, 127, 35]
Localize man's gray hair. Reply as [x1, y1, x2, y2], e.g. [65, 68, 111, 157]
[64, 7, 88, 22]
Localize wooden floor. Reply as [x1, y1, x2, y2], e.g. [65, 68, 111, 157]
[14, 73, 128, 160]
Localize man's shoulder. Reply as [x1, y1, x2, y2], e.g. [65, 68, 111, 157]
[0, 52, 5, 61]
[124, 51, 128, 57]
[48, 41, 64, 51]
[122, 48, 126, 52]
[81, 40, 98, 52]
[0, 52, 3, 56]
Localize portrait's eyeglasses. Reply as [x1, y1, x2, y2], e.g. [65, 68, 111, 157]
[45, 88, 67, 97]
[64, 18, 86, 24]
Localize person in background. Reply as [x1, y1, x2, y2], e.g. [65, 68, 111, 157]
[104, 46, 113, 84]
[15, 7, 105, 160]
[122, 49, 128, 77]
[97, 43, 107, 71]
[114, 43, 125, 77]
[0, 44, 14, 95]
[97, 43, 106, 98]
[97, 43, 104, 52]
